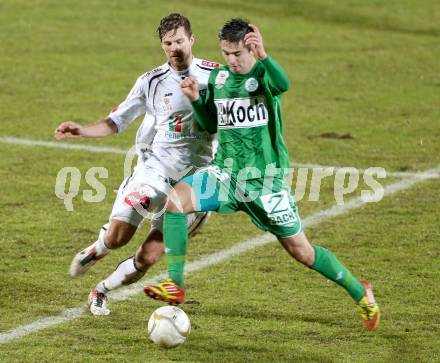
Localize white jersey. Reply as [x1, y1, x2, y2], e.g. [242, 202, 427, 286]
[109, 57, 219, 181]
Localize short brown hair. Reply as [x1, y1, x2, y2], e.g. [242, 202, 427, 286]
[157, 13, 192, 41]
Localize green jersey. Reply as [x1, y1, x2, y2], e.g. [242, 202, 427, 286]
[192, 56, 290, 179]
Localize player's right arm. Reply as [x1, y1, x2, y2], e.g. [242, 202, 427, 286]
[245, 24, 289, 95]
[55, 73, 151, 141]
[55, 117, 117, 140]
[181, 75, 217, 134]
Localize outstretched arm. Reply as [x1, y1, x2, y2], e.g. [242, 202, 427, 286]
[55, 72, 150, 141]
[54, 117, 117, 140]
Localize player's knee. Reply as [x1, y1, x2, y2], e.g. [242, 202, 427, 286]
[105, 221, 136, 248]
[136, 251, 162, 268]
[135, 240, 164, 268]
[105, 230, 130, 248]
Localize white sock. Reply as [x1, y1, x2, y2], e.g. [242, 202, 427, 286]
[92, 223, 111, 257]
[96, 256, 146, 293]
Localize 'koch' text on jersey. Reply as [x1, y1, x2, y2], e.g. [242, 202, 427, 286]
[215, 96, 269, 129]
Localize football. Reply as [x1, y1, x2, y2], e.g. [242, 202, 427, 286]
[147, 306, 191, 348]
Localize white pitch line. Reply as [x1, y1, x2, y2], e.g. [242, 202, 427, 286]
[0, 136, 127, 155]
[0, 136, 430, 178]
[0, 163, 438, 345]
[291, 162, 429, 178]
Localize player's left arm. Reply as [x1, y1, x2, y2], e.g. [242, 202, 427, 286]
[245, 24, 290, 94]
[181, 76, 217, 134]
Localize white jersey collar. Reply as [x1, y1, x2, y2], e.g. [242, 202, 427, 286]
[168, 57, 199, 80]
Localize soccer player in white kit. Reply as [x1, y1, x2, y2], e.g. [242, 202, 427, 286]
[55, 14, 219, 315]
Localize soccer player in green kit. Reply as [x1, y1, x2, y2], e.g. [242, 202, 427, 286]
[145, 19, 380, 331]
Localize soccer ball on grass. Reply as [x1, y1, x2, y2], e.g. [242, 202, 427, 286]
[147, 306, 191, 348]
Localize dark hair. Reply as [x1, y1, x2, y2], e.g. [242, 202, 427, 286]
[218, 18, 252, 44]
[157, 13, 192, 41]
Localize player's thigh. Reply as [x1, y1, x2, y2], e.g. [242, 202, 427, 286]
[178, 167, 224, 213]
[109, 166, 170, 227]
[167, 181, 197, 213]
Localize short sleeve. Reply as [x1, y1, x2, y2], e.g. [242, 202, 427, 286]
[108, 77, 149, 133]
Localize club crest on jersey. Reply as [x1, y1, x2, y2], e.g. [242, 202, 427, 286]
[162, 95, 173, 112]
[215, 70, 229, 89]
[215, 96, 269, 129]
[245, 77, 259, 92]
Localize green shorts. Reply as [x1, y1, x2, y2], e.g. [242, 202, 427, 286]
[181, 166, 302, 239]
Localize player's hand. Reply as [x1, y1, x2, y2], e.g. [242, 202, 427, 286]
[54, 121, 84, 140]
[244, 24, 267, 60]
[180, 76, 200, 101]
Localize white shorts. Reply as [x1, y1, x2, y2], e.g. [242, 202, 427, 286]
[109, 164, 210, 234]
[110, 164, 171, 228]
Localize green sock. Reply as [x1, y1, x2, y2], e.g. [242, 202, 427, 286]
[164, 211, 188, 288]
[311, 245, 365, 302]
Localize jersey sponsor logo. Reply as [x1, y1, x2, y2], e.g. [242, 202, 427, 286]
[260, 191, 297, 226]
[202, 60, 220, 68]
[168, 111, 193, 134]
[245, 77, 259, 92]
[215, 70, 229, 89]
[215, 96, 269, 129]
[169, 113, 184, 132]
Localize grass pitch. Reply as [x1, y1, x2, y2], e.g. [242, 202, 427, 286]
[0, 0, 439, 362]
